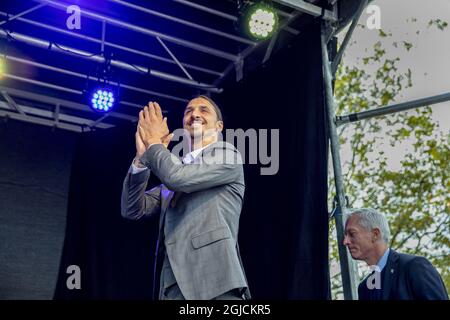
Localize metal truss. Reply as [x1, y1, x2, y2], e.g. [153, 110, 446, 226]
[0, 0, 337, 132]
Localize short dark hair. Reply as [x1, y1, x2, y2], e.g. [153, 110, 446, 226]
[192, 95, 223, 122]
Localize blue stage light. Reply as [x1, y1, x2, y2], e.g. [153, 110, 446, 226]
[90, 88, 115, 112]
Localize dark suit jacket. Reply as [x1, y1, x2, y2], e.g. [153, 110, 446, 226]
[358, 250, 448, 300]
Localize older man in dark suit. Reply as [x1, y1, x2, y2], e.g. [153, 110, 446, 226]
[343, 208, 448, 300]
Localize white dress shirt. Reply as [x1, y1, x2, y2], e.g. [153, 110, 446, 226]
[131, 144, 208, 174]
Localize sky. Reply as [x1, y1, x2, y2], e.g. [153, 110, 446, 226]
[338, 0, 450, 171]
[341, 0, 450, 130]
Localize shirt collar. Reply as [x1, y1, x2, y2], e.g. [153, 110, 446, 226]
[376, 248, 390, 271]
[182, 145, 209, 164]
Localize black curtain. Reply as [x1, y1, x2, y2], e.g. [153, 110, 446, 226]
[0, 120, 76, 299]
[54, 20, 330, 299]
[53, 125, 160, 299]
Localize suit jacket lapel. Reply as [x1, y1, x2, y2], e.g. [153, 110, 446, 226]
[159, 186, 174, 232]
[157, 142, 219, 232]
[382, 249, 398, 300]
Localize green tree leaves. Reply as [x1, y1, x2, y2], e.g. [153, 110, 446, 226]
[329, 25, 450, 299]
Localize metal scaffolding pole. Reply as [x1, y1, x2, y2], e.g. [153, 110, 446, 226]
[275, 0, 338, 22]
[34, 0, 239, 62]
[336, 92, 450, 126]
[0, 11, 222, 77]
[0, 30, 221, 93]
[331, 0, 368, 74]
[0, 3, 46, 26]
[172, 0, 299, 35]
[1, 55, 189, 104]
[107, 0, 256, 45]
[321, 23, 359, 300]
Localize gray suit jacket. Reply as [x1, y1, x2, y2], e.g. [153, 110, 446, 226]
[121, 141, 251, 300]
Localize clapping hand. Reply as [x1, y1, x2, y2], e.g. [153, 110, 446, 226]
[135, 102, 173, 159]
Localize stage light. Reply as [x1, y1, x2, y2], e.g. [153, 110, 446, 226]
[247, 6, 277, 39]
[237, 1, 278, 41]
[90, 88, 115, 112]
[83, 56, 120, 113]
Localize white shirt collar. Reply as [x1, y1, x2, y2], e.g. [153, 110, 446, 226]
[182, 145, 209, 164]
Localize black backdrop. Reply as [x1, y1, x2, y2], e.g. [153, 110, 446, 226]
[54, 21, 330, 299]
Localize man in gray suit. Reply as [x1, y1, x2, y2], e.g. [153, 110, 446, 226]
[121, 96, 251, 300]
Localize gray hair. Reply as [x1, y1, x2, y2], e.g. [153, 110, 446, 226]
[345, 208, 391, 244]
